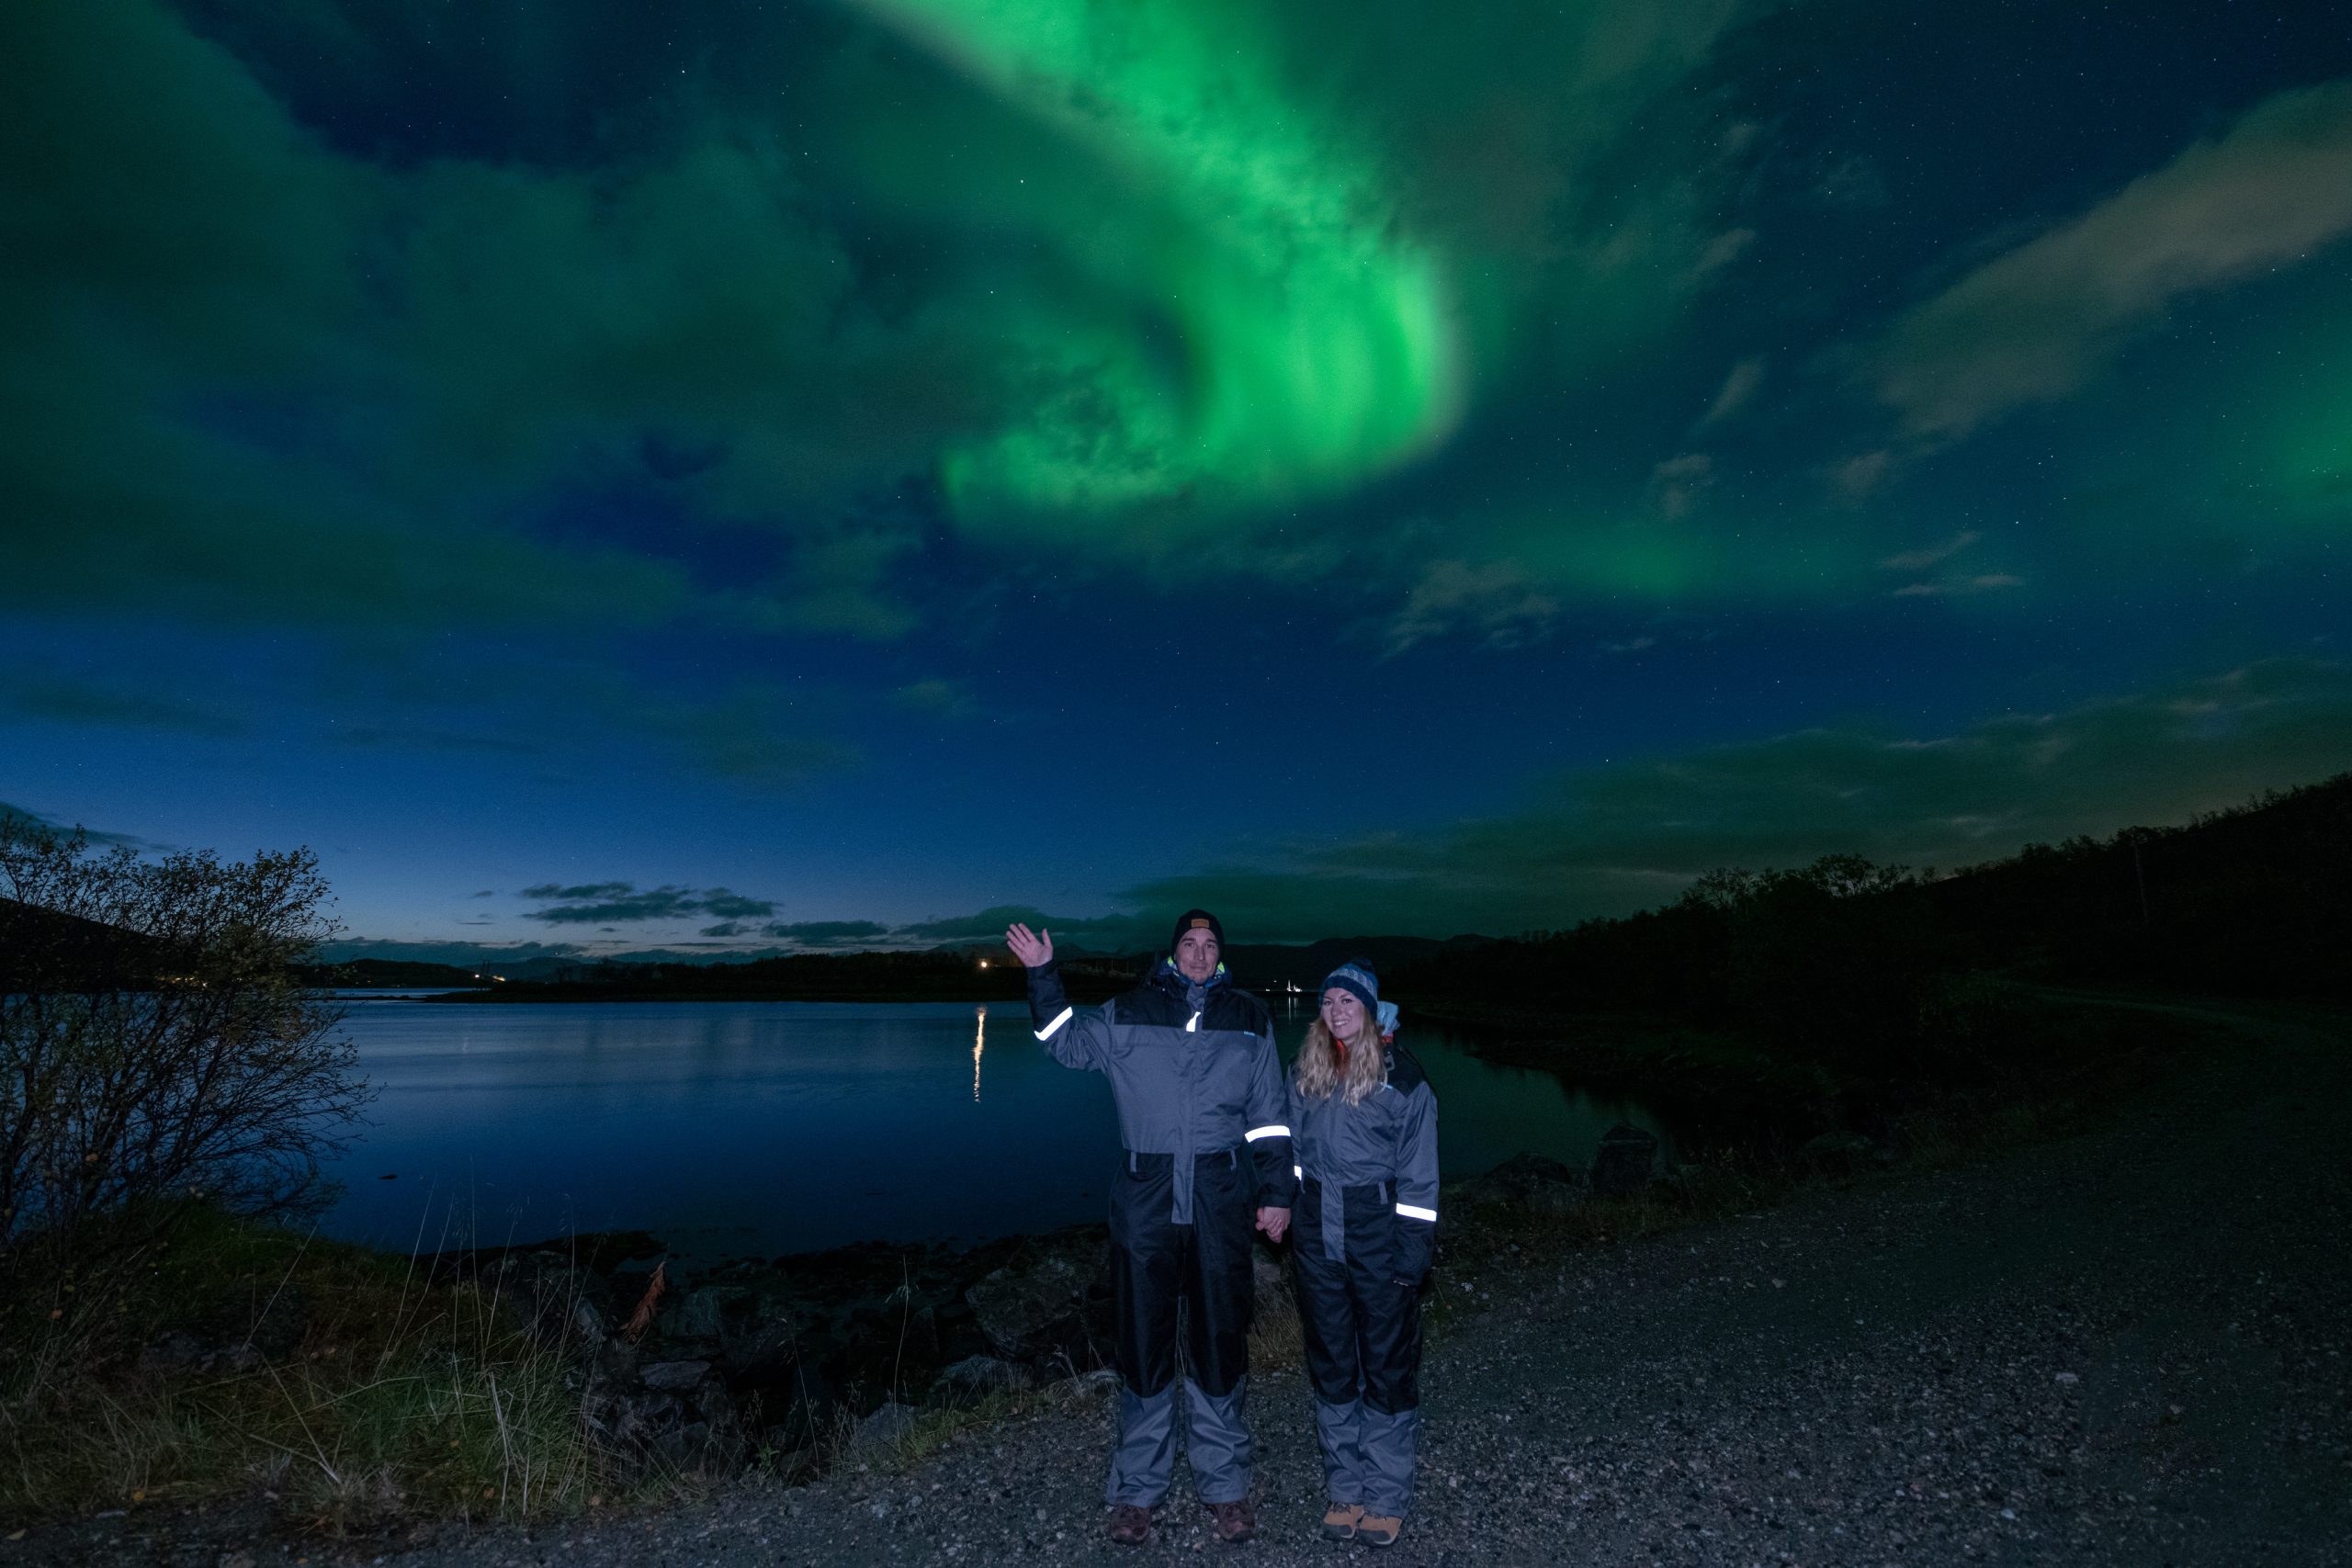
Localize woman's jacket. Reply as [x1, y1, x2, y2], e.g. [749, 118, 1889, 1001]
[1288, 1046, 1439, 1282]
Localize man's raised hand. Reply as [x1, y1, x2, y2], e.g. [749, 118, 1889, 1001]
[1005, 922, 1054, 968]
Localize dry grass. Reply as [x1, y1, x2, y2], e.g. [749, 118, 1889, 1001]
[0, 1207, 652, 1530]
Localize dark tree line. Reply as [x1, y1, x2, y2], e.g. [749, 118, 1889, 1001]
[1392, 773, 2352, 1085]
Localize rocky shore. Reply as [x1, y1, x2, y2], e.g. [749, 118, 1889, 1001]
[410, 1125, 1670, 1487]
[20, 995, 2348, 1567]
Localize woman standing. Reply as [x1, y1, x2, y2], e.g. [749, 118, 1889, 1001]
[1288, 961, 1438, 1548]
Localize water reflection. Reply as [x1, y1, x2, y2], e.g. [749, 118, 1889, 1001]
[320, 998, 1672, 1261]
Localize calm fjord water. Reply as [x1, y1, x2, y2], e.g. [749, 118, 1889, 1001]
[320, 997, 1669, 1262]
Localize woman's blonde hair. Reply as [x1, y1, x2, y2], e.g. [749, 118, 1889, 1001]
[1294, 1011, 1386, 1105]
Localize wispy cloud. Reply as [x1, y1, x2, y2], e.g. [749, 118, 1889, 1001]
[0, 674, 242, 737]
[1383, 560, 1559, 656]
[1892, 574, 2024, 599]
[1100, 659, 2352, 939]
[520, 882, 777, 925]
[0, 801, 144, 848]
[1878, 530, 1982, 572]
[1696, 357, 1765, 430]
[1873, 78, 2352, 439]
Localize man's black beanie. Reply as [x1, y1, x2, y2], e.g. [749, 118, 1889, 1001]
[1170, 908, 1224, 956]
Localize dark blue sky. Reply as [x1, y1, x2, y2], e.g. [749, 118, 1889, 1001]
[5, 1, 2347, 958]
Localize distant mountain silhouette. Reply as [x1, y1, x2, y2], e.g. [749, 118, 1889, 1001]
[0, 897, 163, 989]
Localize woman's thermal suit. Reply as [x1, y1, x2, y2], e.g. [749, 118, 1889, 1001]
[1027, 959, 1295, 1506]
[1288, 1048, 1438, 1519]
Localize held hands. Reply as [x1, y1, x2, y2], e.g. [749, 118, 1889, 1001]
[1255, 1205, 1290, 1244]
[1004, 922, 1054, 968]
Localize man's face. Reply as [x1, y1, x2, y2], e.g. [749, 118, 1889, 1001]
[1174, 927, 1220, 982]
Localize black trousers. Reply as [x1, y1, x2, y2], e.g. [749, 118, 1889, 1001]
[1108, 1148, 1258, 1398]
[1292, 1178, 1422, 1415]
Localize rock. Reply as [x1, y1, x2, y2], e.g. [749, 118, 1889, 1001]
[1460, 1152, 1589, 1213]
[967, 1248, 1091, 1359]
[1591, 1123, 1661, 1196]
[641, 1359, 714, 1392]
[582, 1363, 744, 1478]
[1250, 1248, 1295, 1319]
[138, 1331, 209, 1375]
[1799, 1130, 1879, 1172]
[932, 1354, 1032, 1404]
[674, 1285, 747, 1340]
[850, 1401, 922, 1451]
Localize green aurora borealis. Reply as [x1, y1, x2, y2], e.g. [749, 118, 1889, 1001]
[1, 0, 2346, 954]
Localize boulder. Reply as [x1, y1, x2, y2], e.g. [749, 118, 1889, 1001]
[850, 1400, 922, 1451]
[582, 1361, 743, 1477]
[1459, 1152, 1588, 1213]
[1799, 1129, 1880, 1172]
[641, 1359, 714, 1392]
[1591, 1123, 1661, 1197]
[931, 1354, 1032, 1405]
[967, 1248, 1091, 1359]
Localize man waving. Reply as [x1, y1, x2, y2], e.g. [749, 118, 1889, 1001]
[1006, 909, 1293, 1546]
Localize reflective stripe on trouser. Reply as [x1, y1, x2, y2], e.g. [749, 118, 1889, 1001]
[1294, 1179, 1423, 1517]
[1105, 1147, 1258, 1506]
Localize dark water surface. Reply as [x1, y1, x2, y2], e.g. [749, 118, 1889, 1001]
[319, 998, 1671, 1261]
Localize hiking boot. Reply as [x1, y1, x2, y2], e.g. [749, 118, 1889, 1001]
[1105, 1504, 1152, 1546]
[1356, 1513, 1403, 1548]
[1320, 1503, 1363, 1540]
[1205, 1498, 1258, 1543]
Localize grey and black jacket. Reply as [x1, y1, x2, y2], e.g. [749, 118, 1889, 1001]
[1028, 960, 1295, 1224]
[1288, 1047, 1440, 1281]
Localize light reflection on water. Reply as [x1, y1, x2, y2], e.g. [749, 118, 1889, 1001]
[319, 997, 1669, 1262]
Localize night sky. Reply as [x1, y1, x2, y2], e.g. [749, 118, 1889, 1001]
[5, 1, 2348, 961]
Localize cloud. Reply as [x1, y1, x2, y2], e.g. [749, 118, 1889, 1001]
[761, 920, 895, 947]
[520, 882, 776, 925]
[1647, 453, 1715, 520]
[1874, 79, 2352, 439]
[1384, 560, 1560, 656]
[1021, 659, 2352, 941]
[0, 801, 143, 848]
[1878, 531, 1982, 572]
[1892, 574, 2025, 599]
[1696, 357, 1765, 429]
[895, 679, 982, 719]
[894, 905, 1159, 949]
[0, 674, 242, 736]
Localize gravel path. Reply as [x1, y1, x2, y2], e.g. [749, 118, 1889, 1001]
[40, 995, 2352, 1566]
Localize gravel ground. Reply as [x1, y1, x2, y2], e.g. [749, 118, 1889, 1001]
[28, 995, 2351, 1567]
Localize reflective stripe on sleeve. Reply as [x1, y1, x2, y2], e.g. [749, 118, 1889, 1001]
[1244, 1123, 1290, 1142]
[1396, 1202, 1437, 1222]
[1034, 1006, 1073, 1042]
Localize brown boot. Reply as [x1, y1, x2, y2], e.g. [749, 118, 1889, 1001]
[1105, 1504, 1152, 1546]
[1205, 1498, 1258, 1544]
[1356, 1513, 1403, 1548]
[1320, 1503, 1363, 1540]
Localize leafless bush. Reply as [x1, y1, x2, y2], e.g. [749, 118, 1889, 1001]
[0, 818, 368, 1263]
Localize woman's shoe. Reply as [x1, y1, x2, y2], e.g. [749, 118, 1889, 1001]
[1356, 1514, 1404, 1548]
[1320, 1503, 1363, 1540]
[1104, 1504, 1152, 1546]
